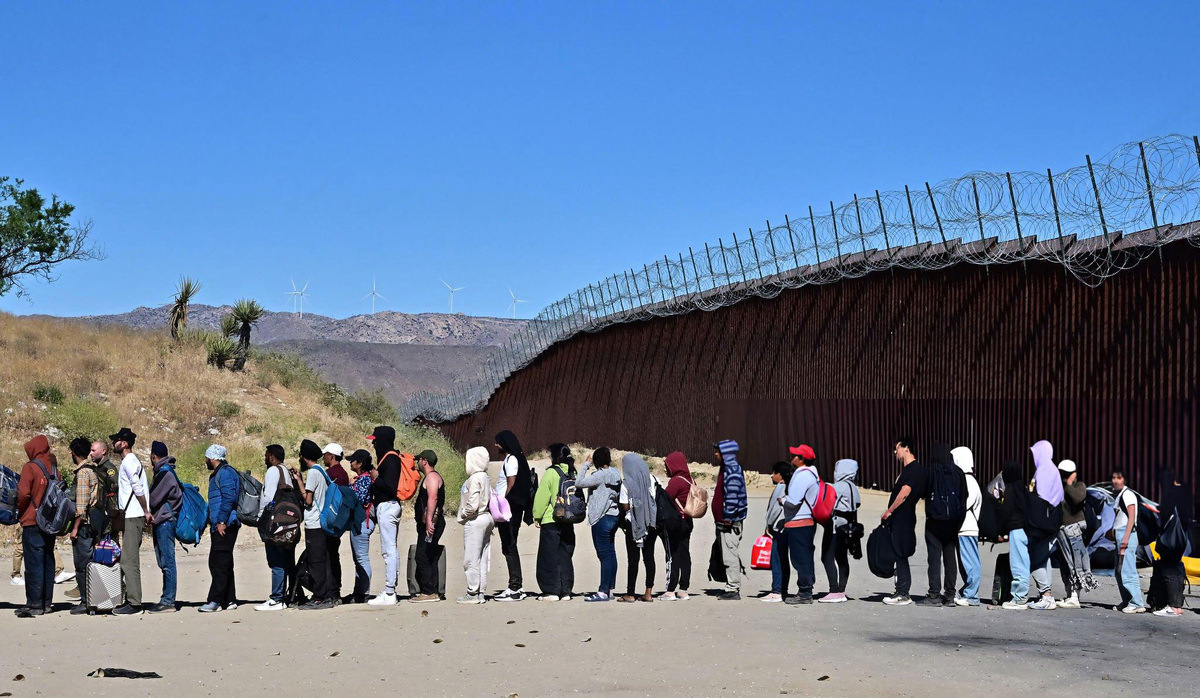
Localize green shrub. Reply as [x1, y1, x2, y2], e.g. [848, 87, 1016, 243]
[48, 399, 119, 443]
[215, 400, 242, 418]
[345, 388, 398, 425]
[254, 351, 326, 392]
[32, 382, 65, 405]
[245, 423, 266, 435]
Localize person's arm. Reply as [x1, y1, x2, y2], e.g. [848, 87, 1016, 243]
[882, 485, 912, 520]
[292, 468, 314, 506]
[423, 474, 438, 536]
[531, 470, 556, 523]
[1119, 497, 1137, 554]
[574, 463, 602, 489]
[128, 464, 151, 523]
[71, 469, 90, 539]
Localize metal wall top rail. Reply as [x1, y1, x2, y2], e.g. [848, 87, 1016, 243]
[403, 134, 1200, 423]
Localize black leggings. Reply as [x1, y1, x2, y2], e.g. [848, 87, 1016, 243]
[623, 523, 667, 595]
[820, 522, 850, 594]
[667, 519, 693, 591]
[498, 509, 525, 591]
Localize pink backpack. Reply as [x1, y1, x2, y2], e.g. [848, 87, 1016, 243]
[488, 486, 512, 522]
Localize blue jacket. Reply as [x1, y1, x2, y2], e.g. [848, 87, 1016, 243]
[717, 440, 748, 522]
[207, 462, 241, 531]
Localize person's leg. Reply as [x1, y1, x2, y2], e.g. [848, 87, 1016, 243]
[508, 514, 524, 590]
[958, 536, 980, 602]
[643, 528, 658, 591]
[72, 529, 93, 604]
[942, 533, 958, 599]
[894, 555, 911, 597]
[39, 531, 56, 609]
[1055, 528, 1075, 594]
[594, 515, 618, 594]
[1118, 529, 1145, 608]
[925, 527, 944, 598]
[12, 543, 22, 580]
[835, 534, 850, 594]
[622, 523, 639, 596]
[350, 528, 369, 601]
[679, 519, 693, 591]
[377, 501, 401, 596]
[769, 531, 785, 594]
[265, 543, 285, 603]
[794, 525, 816, 599]
[720, 521, 743, 591]
[121, 518, 144, 607]
[1008, 528, 1030, 602]
[536, 522, 556, 596]
[157, 521, 177, 606]
[305, 528, 330, 602]
[560, 523, 576, 596]
[326, 534, 342, 599]
[20, 527, 41, 609]
[669, 519, 692, 592]
[498, 520, 522, 592]
[820, 523, 837, 592]
[480, 518, 494, 593]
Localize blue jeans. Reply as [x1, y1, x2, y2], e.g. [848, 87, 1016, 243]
[1116, 527, 1145, 609]
[786, 524, 817, 598]
[958, 535, 980, 603]
[153, 520, 177, 606]
[350, 523, 373, 601]
[264, 542, 295, 603]
[592, 515, 620, 593]
[1008, 528, 1031, 601]
[21, 526, 54, 610]
[770, 529, 791, 595]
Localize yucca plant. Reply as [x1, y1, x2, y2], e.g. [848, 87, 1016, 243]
[168, 277, 202, 342]
[219, 313, 239, 340]
[205, 334, 236, 369]
[228, 298, 266, 371]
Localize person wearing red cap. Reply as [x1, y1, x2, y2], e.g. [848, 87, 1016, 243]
[780, 445, 821, 604]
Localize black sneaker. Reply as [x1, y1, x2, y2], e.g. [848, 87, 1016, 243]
[14, 606, 43, 618]
[941, 595, 955, 608]
[916, 595, 942, 607]
[148, 602, 178, 614]
[299, 599, 334, 611]
[70, 604, 90, 615]
[718, 590, 741, 601]
[113, 604, 143, 616]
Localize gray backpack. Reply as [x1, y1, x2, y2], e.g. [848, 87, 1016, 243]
[33, 460, 76, 536]
[236, 469, 263, 525]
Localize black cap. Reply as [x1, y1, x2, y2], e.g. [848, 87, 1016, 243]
[110, 427, 137, 446]
[416, 449, 438, 467]
[346, 449, 373, 468]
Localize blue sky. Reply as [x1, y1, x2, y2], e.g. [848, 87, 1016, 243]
[2, 2, 1197, 319]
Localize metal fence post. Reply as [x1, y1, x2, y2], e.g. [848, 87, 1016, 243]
[785, 214, 802, 271]
[1005, 172, 1028, 273]
[852, 194, 869, 257]
[875, 190, 893, 262]
[1047, 168, 1067, 269]
[806, 207, 821, 269]
[829, 201, 844, 271]
[1085, 155, 1109, 241]
[924, 182, 948, 248]
[689, 247, 702, 293]
[904, 185, 920, 246]
[731, 232, 749, 283]
[748, 227, 763, 280]
[678, 252, 691, 297]
[971, 177, 986, 244]
[765, 220, 780, 275]
[1138, 141, 1163, 259]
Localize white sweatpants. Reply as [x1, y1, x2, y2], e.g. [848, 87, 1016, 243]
[376, 501, 402, 595]
[462, 513, 495, 595]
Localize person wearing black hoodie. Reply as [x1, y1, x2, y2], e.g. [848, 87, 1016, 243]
[493, 430, 532, 601]
[1150, 467, 1193, 617]
[921, 443, 967, 607]
[368, 426, 402, 606]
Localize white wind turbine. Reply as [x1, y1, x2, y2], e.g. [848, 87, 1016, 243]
[507, 285, 528, 319]
[440, 279, 464, 313]
[363, 276, 386, 314]
[287, 279, 310, 318]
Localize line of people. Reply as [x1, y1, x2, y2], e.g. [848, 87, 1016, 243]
[7, 427, 1194, 617]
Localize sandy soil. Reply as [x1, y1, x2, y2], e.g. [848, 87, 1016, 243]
[1, 463, 1196, 697]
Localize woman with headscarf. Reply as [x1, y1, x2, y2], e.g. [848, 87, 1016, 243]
[574, 446, 622, 601]
[531, 443, 577, 601]
[662, 451, 695, 600]
[493, 430, 532, 602]
[456, 446, 494, 604]
[1021, 440, 1061, 610]
[618, 453, 660, 603]
[1150, 467, 1193, 617]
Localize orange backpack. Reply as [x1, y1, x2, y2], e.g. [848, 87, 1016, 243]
[388, 452, 421, 501]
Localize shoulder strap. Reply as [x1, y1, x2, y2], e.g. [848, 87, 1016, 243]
[314, 465, 332, 485]
[31, 458, 53, 482]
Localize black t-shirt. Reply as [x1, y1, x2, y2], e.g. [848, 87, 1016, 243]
[888, 462, 928, 525]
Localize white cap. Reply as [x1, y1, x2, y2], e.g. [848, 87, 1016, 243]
[323, 443, 344, 457]
[1058, 459, 1077, 474]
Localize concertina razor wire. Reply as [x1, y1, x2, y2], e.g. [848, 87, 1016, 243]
[403, 134, 1200, 424]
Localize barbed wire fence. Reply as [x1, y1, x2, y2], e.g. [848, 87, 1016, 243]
[403, 134, 1200, 423]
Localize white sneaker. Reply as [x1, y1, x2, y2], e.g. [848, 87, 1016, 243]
[1056, 594, 1081, 609]
[54, 571, 75, 584]
[760, 593, 783, 603]
[456, 593, 486, 605]
[1027, 596, 1056, 611]
[1153, 608, 1181, 617]
[255, 600, 285, 611]
[10, 576, 23, 587]
[882, 595, 913, 606]
[494, 588, 527, 602]
[1001, 601, 1027, 610]
[368, 593, 397, 606]
[538, 594, 560, 602]
[675, 590, 690, 601]
[1120, 605, 1146, 614]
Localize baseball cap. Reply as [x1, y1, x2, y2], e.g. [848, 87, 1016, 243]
[323, 443, 344, 458]
[1058, 459, 1077, 473]
[416, 449, 438, 467]
[346, 449, 373, 467]
[788, 444, 816, 461]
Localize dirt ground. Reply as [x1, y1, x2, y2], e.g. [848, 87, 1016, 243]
[2, 462, 1197, 697]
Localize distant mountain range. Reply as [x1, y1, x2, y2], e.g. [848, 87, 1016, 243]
[49, 304, 527, 405]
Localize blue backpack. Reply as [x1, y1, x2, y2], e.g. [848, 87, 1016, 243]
[0, 465, 19, 526]
[174, 474, 209, 546]
[315, 466, 357, 538]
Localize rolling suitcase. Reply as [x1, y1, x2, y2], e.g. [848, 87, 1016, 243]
[407, 543, 447, 599]
[87, 561, 123, 614]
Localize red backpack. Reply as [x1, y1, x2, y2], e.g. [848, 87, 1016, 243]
[811, 480, 836, 523]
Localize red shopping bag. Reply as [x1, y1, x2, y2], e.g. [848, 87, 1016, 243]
[751, 535, 773, 570]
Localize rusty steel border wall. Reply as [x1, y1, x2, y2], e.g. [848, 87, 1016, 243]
[433, 233, 1200, 508]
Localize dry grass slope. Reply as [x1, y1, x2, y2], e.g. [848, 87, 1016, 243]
[0, 313, 466, 546]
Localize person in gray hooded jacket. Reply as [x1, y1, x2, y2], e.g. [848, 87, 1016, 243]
[819, 459, 860, 603]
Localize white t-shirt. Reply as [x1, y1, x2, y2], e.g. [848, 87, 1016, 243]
[1113, 488, 1138, 530]
[495, 455, 519, 499]
[618, 480, 657, 507]
[304, 466, 328, 530]
[261, 464, 294, 517]
[117, 453, 149, 519]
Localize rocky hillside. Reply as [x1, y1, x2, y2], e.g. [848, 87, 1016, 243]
[71, 304, 526, 346]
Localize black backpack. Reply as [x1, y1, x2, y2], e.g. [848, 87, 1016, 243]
[1157, 509, 1187, 562]
[654, 480, 684, 534]
[550, 466, 586, 524]
[867, 522, 898, 578]
[1025, 489, 1063, 537]
[977, 490, 1003, 543]
[259, 466, 303, 546]
[927, 461, 966, 522]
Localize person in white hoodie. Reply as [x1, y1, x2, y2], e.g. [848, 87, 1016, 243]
[819, 459, 860, 603]
[951, 446, 983, 607]
[456, 447, 494, 604]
